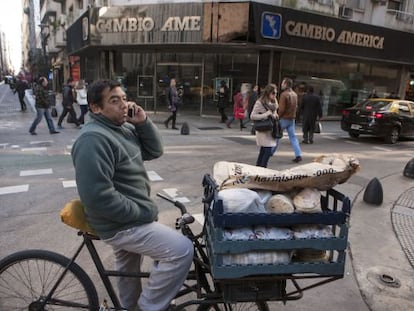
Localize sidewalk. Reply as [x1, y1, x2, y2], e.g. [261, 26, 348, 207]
[349, 173, 414, 311]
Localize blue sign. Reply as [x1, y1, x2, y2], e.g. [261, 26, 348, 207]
[261, 12, 282, 40]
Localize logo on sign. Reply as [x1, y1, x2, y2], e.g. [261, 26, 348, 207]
[261, 12, 282, 40]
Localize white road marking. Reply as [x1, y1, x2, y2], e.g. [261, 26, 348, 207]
[11, 145, 19, 149]
[322, 136, 337, 140]
[147, 171, 163, 181]
[21, 147, 47, 152]
[344, 141, 361, 145]
[62, 180, 77, 188]
[162, 188, 190, 203]
[30, 140, 53, 145]
[0, 184, 29, 195]
[373, 146, 393, 152]
[193, 213, 205, 225]
[20, 168, 53, 176]
[0, 143, 9, 148]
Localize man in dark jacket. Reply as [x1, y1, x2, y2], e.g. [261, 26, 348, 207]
[58, 78, 80, 128]
[72, 80, 193, 311]
[14, 75, 29, 111]
[301, 85, 323, 144]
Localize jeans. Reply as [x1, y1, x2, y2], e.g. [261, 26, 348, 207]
[271, 118, 302, 157]
[58, 105, 80, 126]
[29, 107, 56, 133]
[256, 146, 273, 168]
[78, 105, 88, 124]
[104, 222, 194, 311]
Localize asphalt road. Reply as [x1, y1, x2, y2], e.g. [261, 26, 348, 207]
[1, 82, 413, 310]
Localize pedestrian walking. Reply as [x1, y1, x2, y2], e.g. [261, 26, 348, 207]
[250, 84, 279, 168]
[164, 78, 180, 129]
[14, 74, 29, 111]
[57, 78, 80, 129]
[217, 80, 229, 123]
[74, 79, 88, 124]
[301, 85, 322, 144]
[71, 79, 193, 311]
[28, 77, 59, 135]
[272, 77, 302, 163]
[248, 85, 261, 134]
[226, 85, 246, 130]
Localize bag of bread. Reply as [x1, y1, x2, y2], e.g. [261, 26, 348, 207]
[213, 153, 359, 192]
[293, 188, 322, 213]
[265, 194, 295, 213]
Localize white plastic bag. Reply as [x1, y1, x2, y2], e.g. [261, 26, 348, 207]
[24, 89, 36, 112]
[218, 188, 267, 213]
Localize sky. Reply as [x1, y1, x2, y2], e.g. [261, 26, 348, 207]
[0, 0, 23, 72]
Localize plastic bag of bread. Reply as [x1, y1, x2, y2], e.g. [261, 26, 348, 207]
[266, 194, 295, 213]
[218, 188, 266, 213]
[293, 188, 322, 213]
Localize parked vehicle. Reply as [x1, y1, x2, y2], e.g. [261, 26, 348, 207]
[341, 98, 414, 144]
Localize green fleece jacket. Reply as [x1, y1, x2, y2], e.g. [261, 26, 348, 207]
[71, 113, 163, 239]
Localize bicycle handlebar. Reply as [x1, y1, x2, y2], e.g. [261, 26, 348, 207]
[156, 192, 187, 214]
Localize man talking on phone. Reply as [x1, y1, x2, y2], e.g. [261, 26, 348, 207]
[71, 80, 193, 311]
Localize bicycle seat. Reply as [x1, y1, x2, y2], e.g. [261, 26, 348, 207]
[60, 199, 97, 235]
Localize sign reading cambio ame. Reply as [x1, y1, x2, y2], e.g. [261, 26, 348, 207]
[285, 21, 384, 50]
[96, 16, 202, 33]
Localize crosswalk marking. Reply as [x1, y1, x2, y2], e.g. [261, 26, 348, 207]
[0, 184, 29, 195]
[162, 188, 190, 203]
[30, 140, 53, 145]
[62, 180, 77, 188]
[192, 213, 205, 225]
[148, 171, 163, 181]
[373, 146, 393, 152]
[21, 147, 47, 152]
[20, 168, 53, 176]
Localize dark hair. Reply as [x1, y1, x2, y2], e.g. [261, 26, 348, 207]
[38, 76, 47, 85]
[259, 84, 276, 102]
[283, 78, 293, 88]
[87, 79, 122, 109]
[67, 77, 74, 84]
[307, 85, 314, 93]
[220, 80, 226, 87]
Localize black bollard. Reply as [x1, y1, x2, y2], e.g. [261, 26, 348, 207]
[181, 122, 190, 135]
[363, 177, 383, 205]
[403, 158, 414, 178]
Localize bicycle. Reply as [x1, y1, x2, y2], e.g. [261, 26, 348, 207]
[0, 174, 351, 310]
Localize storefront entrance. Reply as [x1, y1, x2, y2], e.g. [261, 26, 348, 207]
[156, 62, 204, 114]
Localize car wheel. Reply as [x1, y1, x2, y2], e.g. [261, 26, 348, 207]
[349, 131, 360, 138]
[384, 127, 399, 144]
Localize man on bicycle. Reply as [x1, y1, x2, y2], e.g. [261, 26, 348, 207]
[71, 79, 193, 311]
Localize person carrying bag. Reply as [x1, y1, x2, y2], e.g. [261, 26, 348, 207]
[250, 84, 279, 168]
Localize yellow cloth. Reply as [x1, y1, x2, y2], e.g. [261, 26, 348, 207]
[60, 199, 96, 234]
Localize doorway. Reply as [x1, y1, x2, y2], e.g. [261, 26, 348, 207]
[156, 62, 203, 114]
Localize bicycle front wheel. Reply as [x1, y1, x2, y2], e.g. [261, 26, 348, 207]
[197, 302, 269, 311]
[0, 249, 99, 310]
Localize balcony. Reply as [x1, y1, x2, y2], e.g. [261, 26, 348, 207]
[40, 0, 60, 24]
[385, 9, 414, 33]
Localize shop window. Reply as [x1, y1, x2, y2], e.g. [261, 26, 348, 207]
[388, 0, 402, 11]
[345, 0, 365, 10]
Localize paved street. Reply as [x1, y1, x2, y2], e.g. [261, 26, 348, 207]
[1, 82, 414, 310]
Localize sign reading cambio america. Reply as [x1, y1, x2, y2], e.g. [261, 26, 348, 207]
[96, 16, 201, 33]
[285, 21, 384, 50]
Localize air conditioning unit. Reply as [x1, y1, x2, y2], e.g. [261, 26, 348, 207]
[339, 6, 353, 19]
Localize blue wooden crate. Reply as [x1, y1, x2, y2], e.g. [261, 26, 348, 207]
[202, 174, 352, 280]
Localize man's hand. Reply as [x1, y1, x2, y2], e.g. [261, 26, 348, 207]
[127, 102, 147, 125]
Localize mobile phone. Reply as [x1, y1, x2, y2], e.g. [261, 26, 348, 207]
[128, 107, 134, 118]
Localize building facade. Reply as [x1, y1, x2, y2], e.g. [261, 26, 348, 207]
[42, 0, 414, 117]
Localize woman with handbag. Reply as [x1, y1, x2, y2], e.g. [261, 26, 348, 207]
[250, 84, 279, 168]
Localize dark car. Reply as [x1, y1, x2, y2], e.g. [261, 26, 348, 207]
[341, 98, 414, 144]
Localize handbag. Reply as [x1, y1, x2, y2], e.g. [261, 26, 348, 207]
[235, 107, 245, 119]
[254, 117, 274, 132]
[314, 121, 322, 134]
[51, 107, 58, 118]
[272, 118, 283, 139]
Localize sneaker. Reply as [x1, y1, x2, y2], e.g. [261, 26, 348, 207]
[292, 156, 302, 163]
[302, 140, 309, 144]
[58, 125, 64, 129]
[172, 127, 179, 130]
[50, 131, 60, 134]
[29, 131, 37, 135]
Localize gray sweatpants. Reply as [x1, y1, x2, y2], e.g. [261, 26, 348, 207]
[104, 222, 194, 311]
